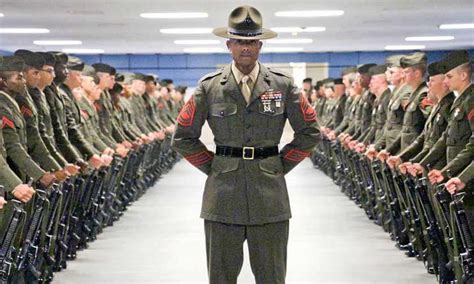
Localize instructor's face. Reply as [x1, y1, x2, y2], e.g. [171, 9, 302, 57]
[227, 39, 262, 67]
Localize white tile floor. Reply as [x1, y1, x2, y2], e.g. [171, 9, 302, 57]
[54, 159, 435, 284]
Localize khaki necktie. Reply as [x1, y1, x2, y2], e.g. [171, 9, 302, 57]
[241, 75, 252, 105]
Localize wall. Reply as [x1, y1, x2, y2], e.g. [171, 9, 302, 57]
[2, 49, 473, 87]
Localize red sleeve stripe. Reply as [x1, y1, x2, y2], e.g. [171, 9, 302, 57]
[21, 106, 33, 117]
[184, 151, 214, 167]
[94, 102, 102, 112]
[81, 110, 89, 120]
[284, 149, 310, 162]
[177, 96, 196, 127]
[1, 116, 15, 129]
[300, 94, 317, 122]
[468, 108, 474, 120]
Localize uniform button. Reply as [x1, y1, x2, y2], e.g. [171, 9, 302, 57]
[220, 111, 225, 116]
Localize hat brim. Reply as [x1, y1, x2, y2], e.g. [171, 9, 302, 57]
[213, 27, 277, 40]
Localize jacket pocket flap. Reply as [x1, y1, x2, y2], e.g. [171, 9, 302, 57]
[258, 156, 284, 175]
[210, 103, 237, 117]
[211, 156, 240, 173]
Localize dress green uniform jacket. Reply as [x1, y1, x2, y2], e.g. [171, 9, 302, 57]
[112, 104, 137, 141]
[325, 95, 347, 129]
[133, 95, 161, 132]
[334, 96, 354, 134]
[157, 96, 177, 126]
[172, 63, 320, 225]
[44, 84, 83, 163]
[129, 95, 154, 134]
[386, 82, 430, 154]
[0, 119, 22, 192]
[361, 88, 391, 144]
[77, 96, 110, 153]
[342, 94, 362, 136]
[96, 90, 120, 148]
[314, 96, 326, 121]
[320, 98, 336, 127]
[118, 97, 145, 139]
[399, 92, 455, 168]
[0, 90, 46, 181]
[14, 90, 62, 172]
[420, 84, 474, 176]
[143, 92, 167, 129]
[458, 161, 473, 188]
[374, 84, 412, 151]
[29, 87, 69, 167]
[352, 90, 376, 140]
[58, 83, 98, 159]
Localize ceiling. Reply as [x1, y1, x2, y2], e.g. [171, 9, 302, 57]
[0, 0, 473, 54]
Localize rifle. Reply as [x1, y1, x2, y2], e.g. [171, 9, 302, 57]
[418, 178, 455, 282]
[403, 175, 427, 261]
[412, 177, 439, 275]
[451, 193, 474, 283]
[33, 183, 63, 283]
[0, 199, 26, 284]
[54, 178, 75, 271]
[330, 140, 345, 186]
[383, 165, 411, 249]
[66, 176, 86, 259]
[85, 169, 107, 241]
[101, 158, 123, 227]
[371, 160, 391, 232]
[16, 189, 49, 281]
[359, 155, 377, 220]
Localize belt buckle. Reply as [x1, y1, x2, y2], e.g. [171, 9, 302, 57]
[242, 147, 255, 160]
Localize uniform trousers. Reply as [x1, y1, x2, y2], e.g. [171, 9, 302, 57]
[204, 219, 289, 284]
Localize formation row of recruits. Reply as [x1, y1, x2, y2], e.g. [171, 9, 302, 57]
[0, 50, 181, 283]
[310, 50, 473, 283]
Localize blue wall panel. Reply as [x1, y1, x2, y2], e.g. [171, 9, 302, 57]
[79, 55, 102, 65]
[300, 53, 330, 63]
[358, 51, 389, 64]
[130, 54, 158, 68]
[101, 55, 129, 68]
[328, 52, 358, 67]
[158, 54, 187, 68]
[329, 67, 346, 79]
[186, 54, 217, 68]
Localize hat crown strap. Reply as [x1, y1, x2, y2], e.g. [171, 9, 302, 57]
[227, 27, 262, 37]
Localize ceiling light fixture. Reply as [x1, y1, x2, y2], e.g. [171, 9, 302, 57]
[385, 45, 426, 50]
[183, 47, 225, 53]
[275, 10, 344, 17]
[271, 27, 326, 33]
[62, 48, 105, 54]
[266, 38, 313, 44]
[262, 47, 304, 53]
[160, 28, 213, 34]
[0, 13, 4, 17]
[0, 28, 50, 34]
[405, 36, 454, 41]
[174, 39, 220, 45]
[439, 23, 474, 29]
[140, 12, 208, 19]
[34, 40, 83, 45]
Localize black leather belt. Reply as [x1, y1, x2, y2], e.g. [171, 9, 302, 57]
[215, 145, 279, 160]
